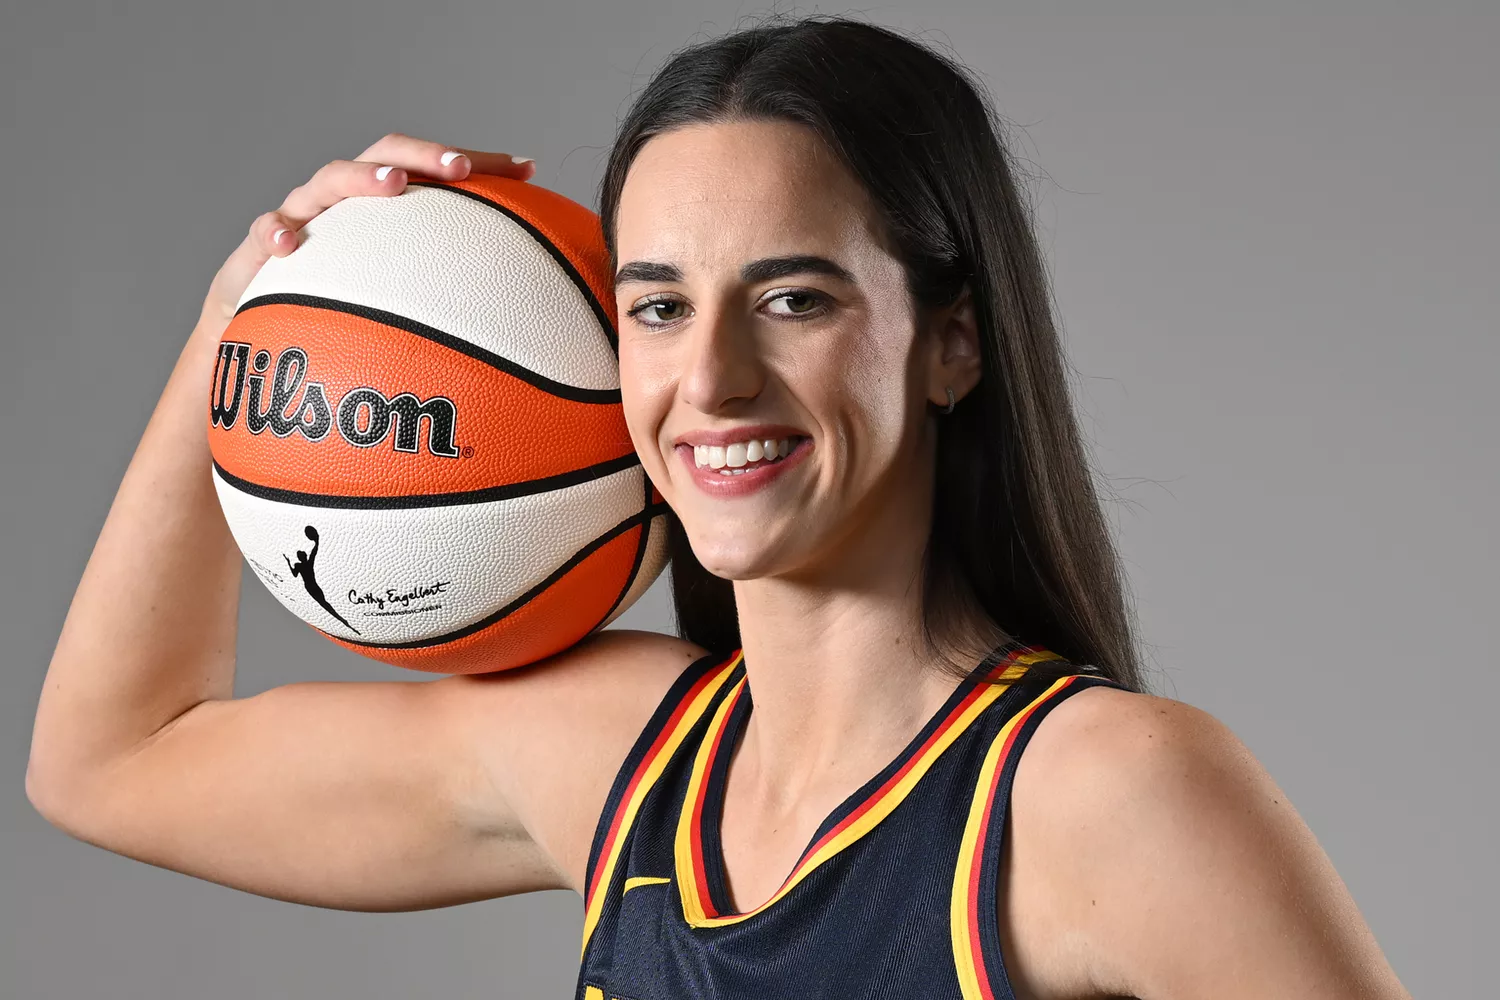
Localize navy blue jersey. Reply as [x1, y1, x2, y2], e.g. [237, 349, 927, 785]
[576, 640, 1126, 1000]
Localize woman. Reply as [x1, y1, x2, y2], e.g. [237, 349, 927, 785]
[28, 17, 1410, 1000]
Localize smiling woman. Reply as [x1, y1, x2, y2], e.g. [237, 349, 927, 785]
[579, 15, 1410, 1000]
[29, 12, 1411, 1000]
[600, 31, 1145, 688]
[573, 18, 1409, 1000]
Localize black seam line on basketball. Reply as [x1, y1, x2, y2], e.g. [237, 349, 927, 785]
[233, 292, 621, 406]
[405, 180, 619, 356]
[210, 452, 641, 509]
[329, 500, 673, 649]
[592, 470, 658, 632]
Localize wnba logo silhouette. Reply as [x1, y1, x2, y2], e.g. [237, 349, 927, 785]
[210, 342, 460, 457]
[283, 525, 359, 634]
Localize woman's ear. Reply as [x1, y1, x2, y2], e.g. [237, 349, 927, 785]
[926, 286, 982, 410]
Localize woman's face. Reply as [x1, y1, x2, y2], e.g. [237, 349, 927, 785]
[613, 119, 949, 582]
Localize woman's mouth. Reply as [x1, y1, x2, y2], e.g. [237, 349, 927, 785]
[691, 435, 808, 474]
[676, 435, 813, 497]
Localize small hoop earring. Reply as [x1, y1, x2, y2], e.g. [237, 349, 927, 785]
[941, 386, 956, 415]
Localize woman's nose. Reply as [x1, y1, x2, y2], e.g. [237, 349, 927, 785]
[678, 306, 765, 413]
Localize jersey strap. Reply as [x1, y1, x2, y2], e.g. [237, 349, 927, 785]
[950, 672, 1125, 1000]
[579, 647, 744, 958]
[673, 644, 1064, 928]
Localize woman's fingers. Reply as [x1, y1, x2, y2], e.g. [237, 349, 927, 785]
[275, 139, 535, 227]
[255, 210, 302, 257]
[229, 210, 302, 278]
[276, 159, 409, 227]
[203, 134, 535, 325]
[442, 148, 536, 178]
[356, 132, 535, 182]
[201, 210, 306, 324]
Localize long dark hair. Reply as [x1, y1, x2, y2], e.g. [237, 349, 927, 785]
[599, 16, 1147, 693]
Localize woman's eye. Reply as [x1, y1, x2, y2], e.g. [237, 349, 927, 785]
[628, 298, 689, 326]
[763, 291, 827, 317]
[626, 289, 827, 327]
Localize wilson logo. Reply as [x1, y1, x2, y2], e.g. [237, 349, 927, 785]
[210, 342, 460, 458]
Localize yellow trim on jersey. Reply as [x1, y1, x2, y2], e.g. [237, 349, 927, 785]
[951, 675, 1078, 999]
[675, 655, 1054, 928]
[673, 676, 748, 925]
[579, 652, 742, 959]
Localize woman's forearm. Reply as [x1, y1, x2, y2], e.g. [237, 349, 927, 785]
[29, 313, 245, 797]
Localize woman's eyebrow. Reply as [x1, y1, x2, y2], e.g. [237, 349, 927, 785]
[613, 255, 854, 289]
[614, 261, 683, 288]
[741, 255, 854, 284]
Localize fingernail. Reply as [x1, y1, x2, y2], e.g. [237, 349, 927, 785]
[375, 165, 395, 181]
[440, 150, 464, 167]
[273, 228, 290, 246]
[512, 156, 534, 166]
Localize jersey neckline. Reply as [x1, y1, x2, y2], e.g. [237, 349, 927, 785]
[674, 638, 1067, 928]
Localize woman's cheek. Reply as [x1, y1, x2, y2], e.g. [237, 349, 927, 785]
[843, 344, 911, 437]
[618, 358, 665, 471]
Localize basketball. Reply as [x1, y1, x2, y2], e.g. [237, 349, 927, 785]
[205, 175, 669, 674]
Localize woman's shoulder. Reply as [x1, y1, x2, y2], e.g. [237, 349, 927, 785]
[1017, 681, 1239, 795]
[445, 628, 712, 709]
[434, 629, 714, 893]
[1005, 683, 1320, 996]
[555, 628, 728, 723]
[444, 629, 719, 781]
[1012, 681, 1246, 843]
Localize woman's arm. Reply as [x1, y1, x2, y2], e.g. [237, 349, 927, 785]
[25, 134, 697, 910]
[1009, 689, 1413, 999]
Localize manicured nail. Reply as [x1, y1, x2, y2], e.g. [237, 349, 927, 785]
[512, 156, 534, 166]
[440, 150, 464, 166]
[375, 165, 395, 181]
[273, 228, 290, 245]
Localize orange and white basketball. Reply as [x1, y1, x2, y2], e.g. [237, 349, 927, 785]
[206, 176, 668, 674]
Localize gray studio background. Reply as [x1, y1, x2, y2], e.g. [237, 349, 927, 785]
[3, 6, 1495, 998]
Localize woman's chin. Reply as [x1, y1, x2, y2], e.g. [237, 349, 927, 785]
[687, 535, 792, 583]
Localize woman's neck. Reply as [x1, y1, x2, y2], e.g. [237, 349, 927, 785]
[727, 466, 970, 815]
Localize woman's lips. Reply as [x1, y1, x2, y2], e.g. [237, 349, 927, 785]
[677, 436, 812, 497]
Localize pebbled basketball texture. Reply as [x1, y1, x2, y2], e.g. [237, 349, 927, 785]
[207, 176, 669, 674]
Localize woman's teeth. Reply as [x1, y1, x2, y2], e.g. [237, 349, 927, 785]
[693, 437, 799, 474]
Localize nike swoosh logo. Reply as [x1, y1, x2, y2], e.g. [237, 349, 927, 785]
[621, 876, 671, 895]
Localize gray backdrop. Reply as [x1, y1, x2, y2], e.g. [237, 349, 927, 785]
[3, 6, 1494, 998]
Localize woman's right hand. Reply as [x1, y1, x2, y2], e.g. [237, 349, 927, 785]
[200, 133, 536, 328]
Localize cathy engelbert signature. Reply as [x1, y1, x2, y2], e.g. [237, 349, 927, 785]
[348, 580, 452, 614]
